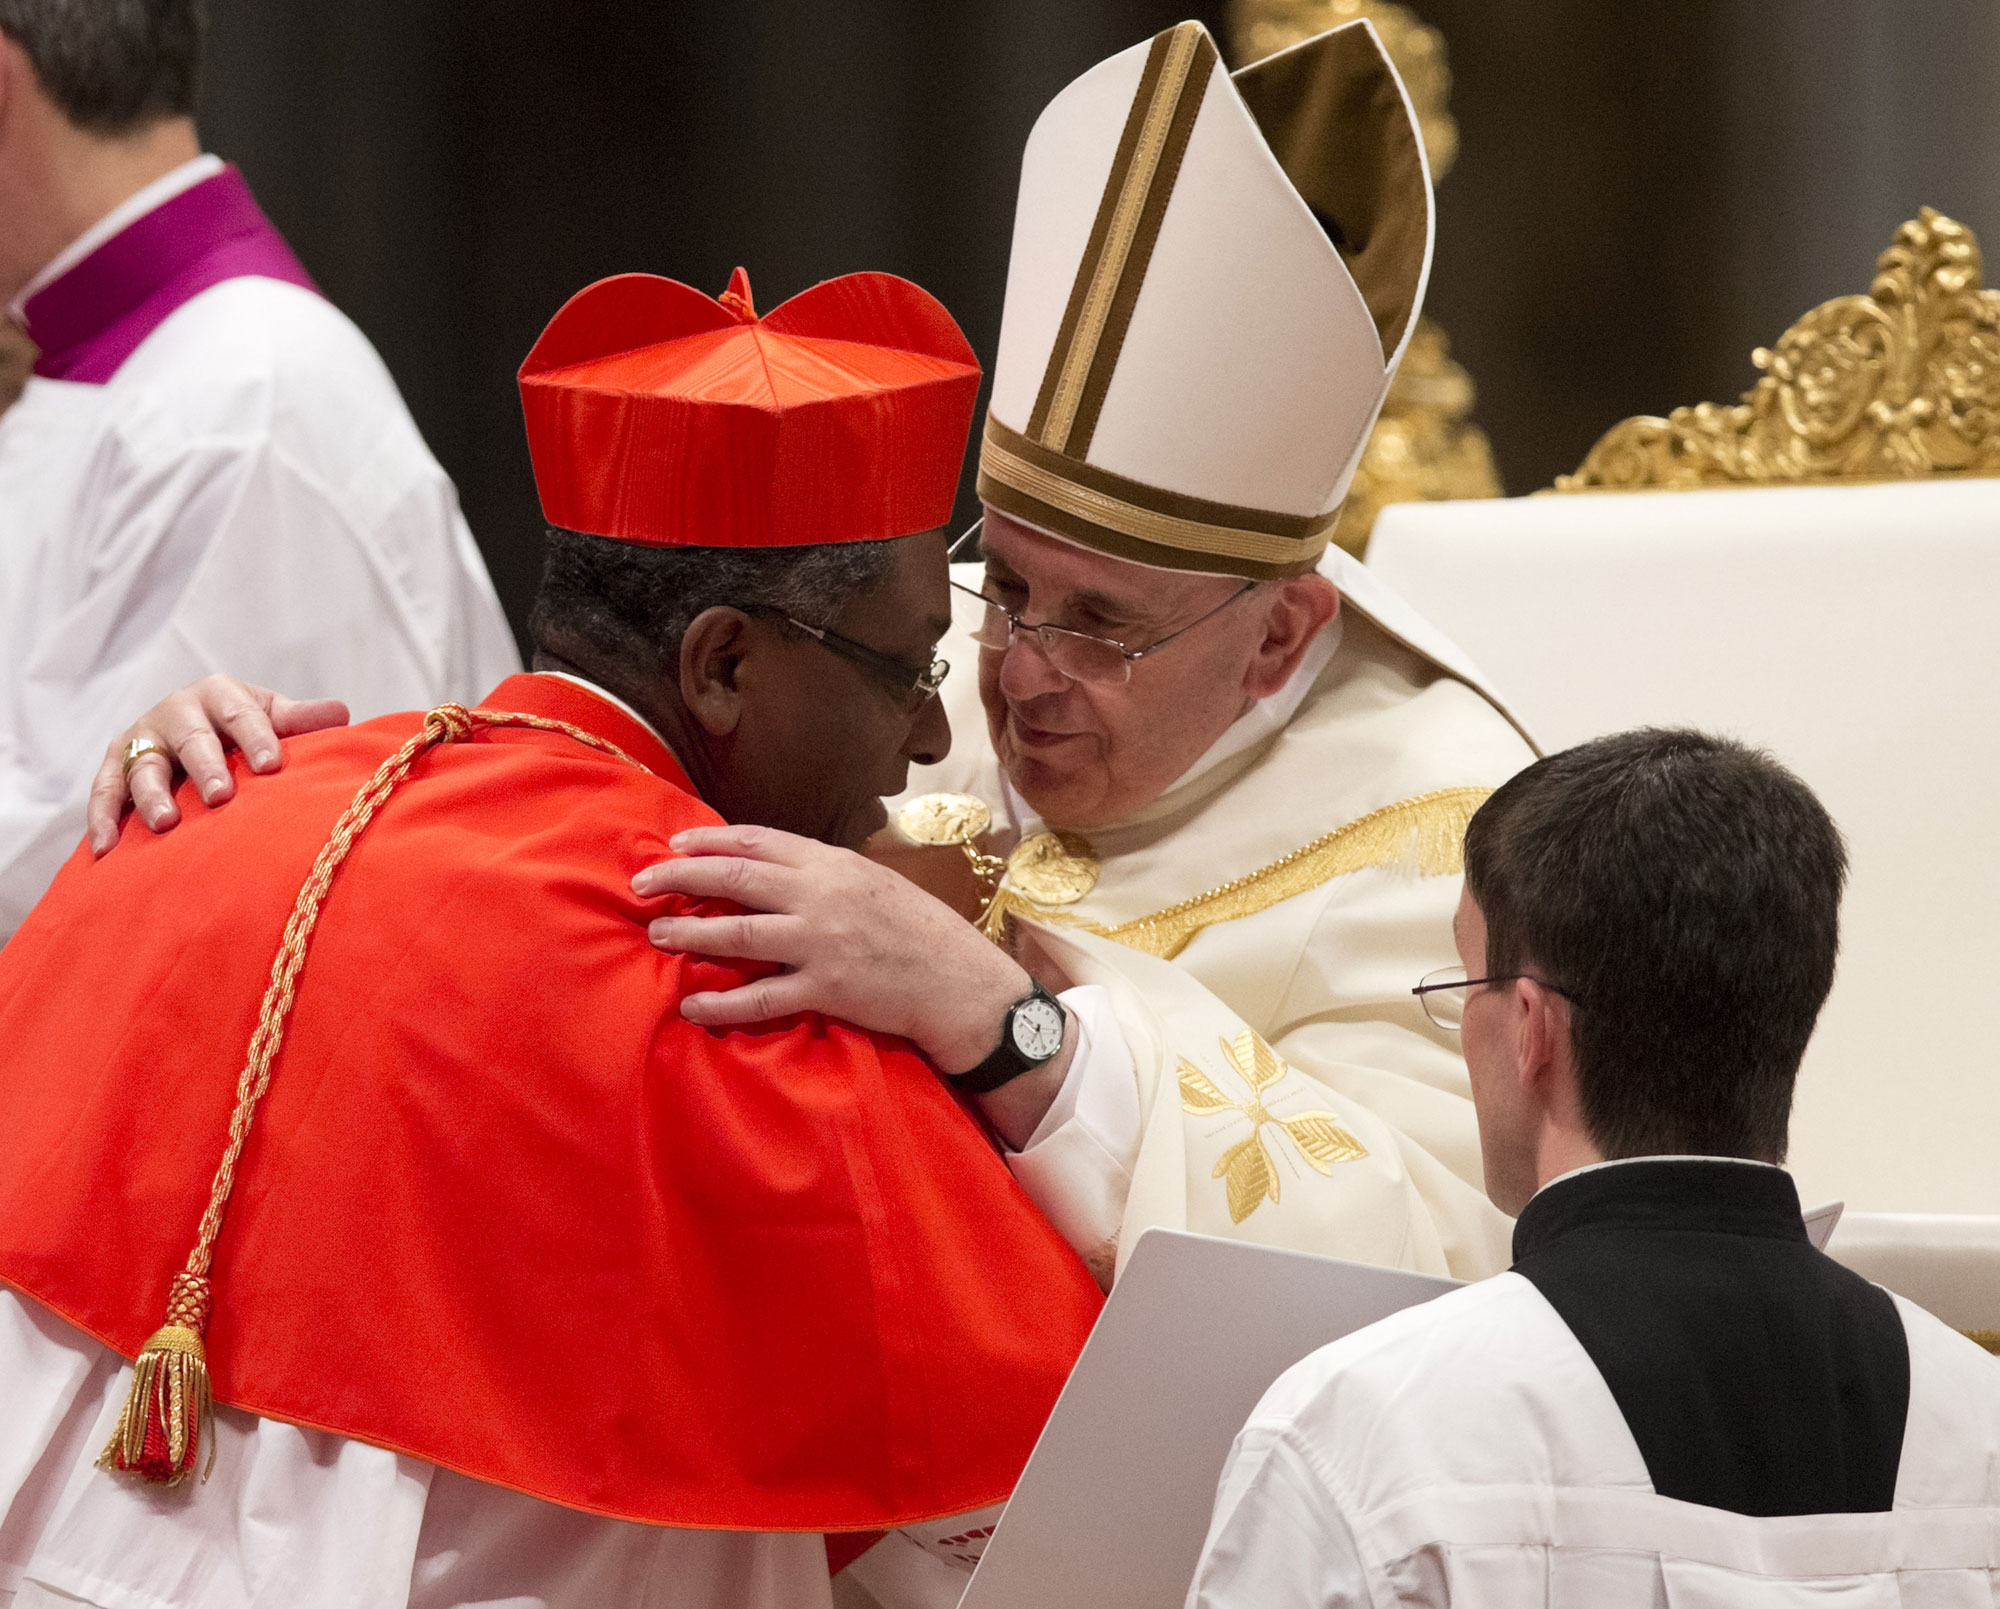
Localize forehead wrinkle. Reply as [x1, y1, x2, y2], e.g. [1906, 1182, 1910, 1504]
[982, 558, 1176, 629]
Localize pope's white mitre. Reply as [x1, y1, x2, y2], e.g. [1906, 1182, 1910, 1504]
[978, 18, 1433, 579]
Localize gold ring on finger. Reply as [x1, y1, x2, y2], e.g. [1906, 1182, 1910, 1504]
[121, 736, 169, 777]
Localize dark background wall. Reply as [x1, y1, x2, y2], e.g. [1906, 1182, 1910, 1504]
[197, 1, 2000, 652]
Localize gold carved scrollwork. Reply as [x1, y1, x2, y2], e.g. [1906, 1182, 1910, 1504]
[1559, 209, 2000, 491]
[1229, 0, 1502, 555]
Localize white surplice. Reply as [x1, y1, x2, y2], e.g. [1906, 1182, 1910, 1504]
[0, 157, 520, 939]
[1185, 1264, 2000, 1607]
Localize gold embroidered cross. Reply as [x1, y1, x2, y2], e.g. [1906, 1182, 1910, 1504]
[1179, 1031, 1367, 1224]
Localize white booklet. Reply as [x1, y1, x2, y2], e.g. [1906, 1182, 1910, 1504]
[958, 1228, 1457, 1609]
[1804, 1200, 1844, 1250]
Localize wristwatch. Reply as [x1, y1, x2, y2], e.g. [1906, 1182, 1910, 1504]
[949, 983, 1067, 1094]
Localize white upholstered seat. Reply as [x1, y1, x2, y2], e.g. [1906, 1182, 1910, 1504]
[1368, 477, 2000, 1221]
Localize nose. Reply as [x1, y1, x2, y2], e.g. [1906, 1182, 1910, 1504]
[996, 628, 1071, 701]
[905, 686, 951, 767]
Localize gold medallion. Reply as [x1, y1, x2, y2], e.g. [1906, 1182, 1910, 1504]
[1005, 830, 1100, 906]
[895, 792, 994, 848]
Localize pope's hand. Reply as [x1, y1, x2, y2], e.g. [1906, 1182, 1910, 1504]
[637, 825, 1074, 1145]
[87, 675, 350, 853]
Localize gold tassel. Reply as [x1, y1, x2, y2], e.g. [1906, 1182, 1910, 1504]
[99, 1271, 215, 1486]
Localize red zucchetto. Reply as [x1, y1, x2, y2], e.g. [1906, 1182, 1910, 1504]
[519, 266, 982, 548]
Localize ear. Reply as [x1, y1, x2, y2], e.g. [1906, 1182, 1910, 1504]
[678, 606, 754, 737]
[1242, 575, 1339, 700]
[1515, 981, 1582, 1129]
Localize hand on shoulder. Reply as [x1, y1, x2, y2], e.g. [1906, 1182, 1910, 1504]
[87, 674, 349, 852]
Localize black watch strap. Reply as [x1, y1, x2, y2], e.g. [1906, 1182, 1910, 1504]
[948, 983, 1066, 1095]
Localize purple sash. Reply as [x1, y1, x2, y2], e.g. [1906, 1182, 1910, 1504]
[22, 165, 319, 384]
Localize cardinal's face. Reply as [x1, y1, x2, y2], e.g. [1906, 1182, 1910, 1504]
[729, 529, 955, 850]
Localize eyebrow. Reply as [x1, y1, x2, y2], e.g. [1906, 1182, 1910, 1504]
[1066, 587, 1158, 626]
[980, 561, 1159, 629]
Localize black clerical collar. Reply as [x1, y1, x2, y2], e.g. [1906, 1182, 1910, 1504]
[1512, 1156, 1807, 1265]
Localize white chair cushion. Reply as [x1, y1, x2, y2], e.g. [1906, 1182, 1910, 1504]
[1368, 478, 2000, 1213]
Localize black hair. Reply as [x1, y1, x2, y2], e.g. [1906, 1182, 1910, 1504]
[1462, 727, 1847, 1163]
[0, 0, 204, 133]
[526, 524, 899, 688]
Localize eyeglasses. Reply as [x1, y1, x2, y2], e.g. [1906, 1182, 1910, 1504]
[742, 606, 949, 711]
[1411, 965, 1579, 1031]
[944, 517, 1256, 687]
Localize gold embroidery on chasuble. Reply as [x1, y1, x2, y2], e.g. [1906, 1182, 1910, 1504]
[981, 785, 1491, 958]
[1179, 1032, 1366, 1224]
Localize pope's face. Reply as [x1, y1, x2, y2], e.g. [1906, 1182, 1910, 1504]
[733, 530, 955, 850]
[975, 510, 1334, 829]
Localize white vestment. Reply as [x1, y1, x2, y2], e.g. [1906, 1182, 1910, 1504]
[0, 156, 520, 938]
[0, 1290, 987, 1609]
[1186, 1270, 2000, 1606]
[900, 550, 1536, 1285]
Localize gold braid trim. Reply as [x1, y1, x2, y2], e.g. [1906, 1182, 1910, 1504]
[987, 786, 1490, 960]
[101, 705, 645, 1487]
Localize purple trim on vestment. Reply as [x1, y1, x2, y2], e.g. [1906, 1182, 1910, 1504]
[22, 165, 319, 384]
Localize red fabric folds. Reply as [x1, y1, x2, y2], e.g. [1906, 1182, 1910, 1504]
[0, 674, 1099, 1531]
[519, 269, 981, 549]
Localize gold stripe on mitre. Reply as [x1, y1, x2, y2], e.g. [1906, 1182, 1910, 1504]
[977, 416, 1334, 581]
[988, 786, 1491, 959]
[1029, 22, 1215, 456]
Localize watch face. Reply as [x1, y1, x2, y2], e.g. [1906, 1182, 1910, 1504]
[1010, 996, 1065, 1061]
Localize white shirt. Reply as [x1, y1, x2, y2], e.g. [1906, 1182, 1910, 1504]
[0, 157, 521, 939]
[1185, 1230, 2000, 1607]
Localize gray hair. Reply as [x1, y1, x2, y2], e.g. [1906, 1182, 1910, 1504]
[0, 0, 204, 133]
[527, 525, 902, 684]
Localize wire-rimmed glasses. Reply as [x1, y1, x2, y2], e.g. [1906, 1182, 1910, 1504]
[742, 606, 949, 712]
[946, 518, 1255, 687]
[1412, 965, 1578, 1030]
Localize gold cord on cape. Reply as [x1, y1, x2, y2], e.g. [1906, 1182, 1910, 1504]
[101, 705, 645, 1487]
[981, 786, 1490, 959]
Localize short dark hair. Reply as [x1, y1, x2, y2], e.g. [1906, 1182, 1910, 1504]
[1462, 728, 1847, 1163]
[527, 524, 900, 689]
[0, 0, 203, 134]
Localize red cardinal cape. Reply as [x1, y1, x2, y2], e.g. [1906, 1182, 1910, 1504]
[0, 673, 1100, 1531]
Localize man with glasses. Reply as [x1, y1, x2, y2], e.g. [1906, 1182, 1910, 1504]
[0, 267, 1103, 1609]
[88, 21, 1538, 1326]
[632, 17, 1540, 1305]
[1187, 729, 2000, 1608]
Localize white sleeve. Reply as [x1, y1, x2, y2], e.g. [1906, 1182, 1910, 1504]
[1003, 984, 1141, 1272]
[0, 434, 516, 940]
[2, 1293, 433, 1609]
[1185, 1425, 1370, 1609]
